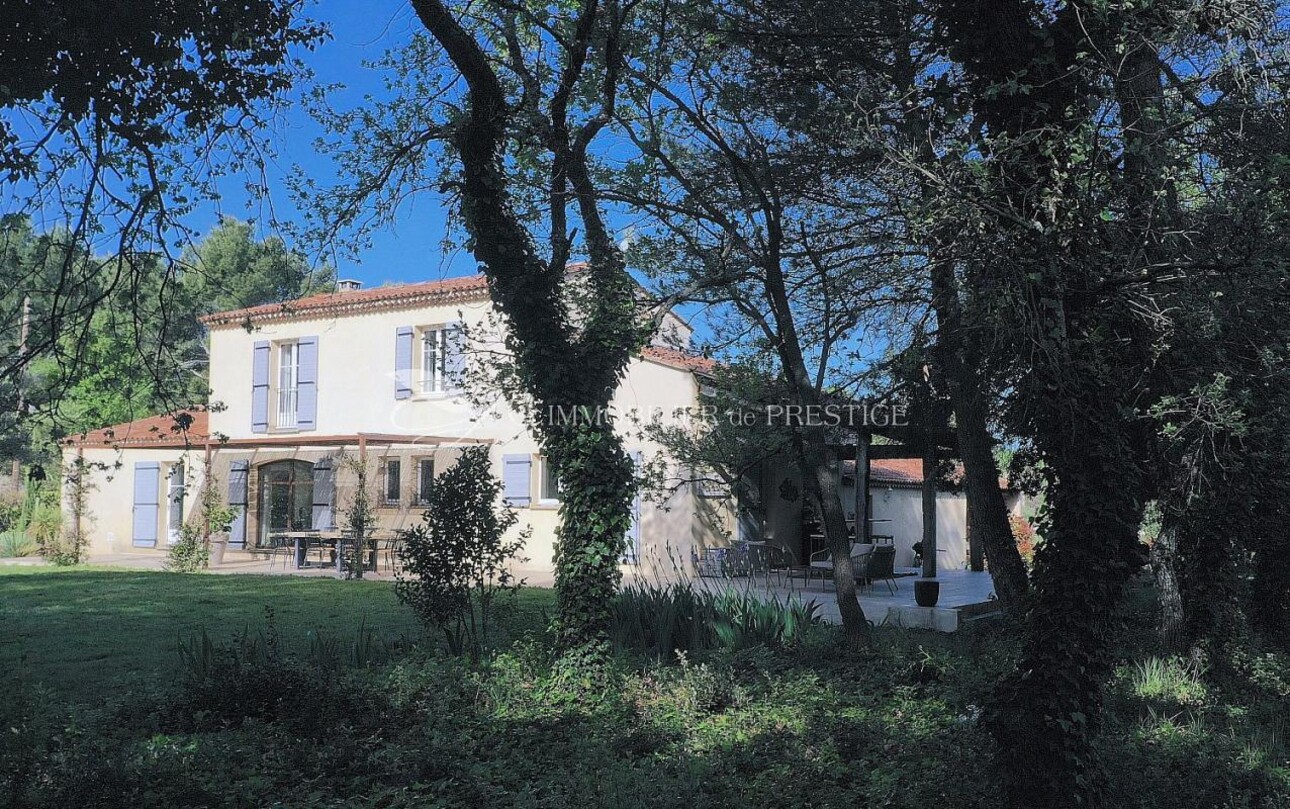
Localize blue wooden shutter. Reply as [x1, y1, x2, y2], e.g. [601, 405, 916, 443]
[623, 451, 642, 564]
[395, 326, 413, 399]
[445, 321, 466, 392]
[251, 341, 270, 433]
[228, 460, 249, 548]
[311, 458, 335, 529]
[502, 454, 532, 506]
[297, 336, 318, 430]
[131, 461, 161, 547]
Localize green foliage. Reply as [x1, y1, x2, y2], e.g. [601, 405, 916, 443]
[395, 446, 529, 660]
[0, 529, 38, 558]
[1123, 657, 1210, 708]
[0, 488, 39, 557]
[309, 3, 650, 662]
[166, 520, 210, 573]
[3, 568, 1290, 808]
[0, 482, 72, 563]
[170, 608, 389, 735]
[337, 452, 376, 580]
[165, 463, 238, 573]
[610, 580, 822, 657]
[181, 216, 335, 313]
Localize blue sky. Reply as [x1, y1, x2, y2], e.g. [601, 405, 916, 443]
[219, 1, 474, 287]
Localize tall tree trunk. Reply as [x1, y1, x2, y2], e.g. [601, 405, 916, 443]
[1250, 513, 1290, 649]
[891, 9, 1030, 612]
[986, 424, 1145, 806]
[765, 277, 870, 640]
[797, 428, 869, 637]
[928, 258, 1030, 612]
[1150, 522, 1184, 650]
[412, 0, 640, 656]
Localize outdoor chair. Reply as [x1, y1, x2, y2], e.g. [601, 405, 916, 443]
[764, 544, 799, 585]
[861, 544, 898, 595]
[806, 542, 875, 589]
[378, 536, 403, 574]
[265, 534, 294, 570]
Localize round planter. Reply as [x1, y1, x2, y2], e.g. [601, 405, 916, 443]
[209, 534, 229, 566]
[914, 578, 941, 607]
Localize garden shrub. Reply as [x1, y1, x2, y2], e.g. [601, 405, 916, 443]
[1009, 513, 1038, 569]
[165, 520, 209, 572]
[395, 446, 529, 661]
[0, 491, 21, 532]
[0, 527, 38, 558]
[1127, 656, 1209, 707]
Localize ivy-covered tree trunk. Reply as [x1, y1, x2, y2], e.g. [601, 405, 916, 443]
[411, 0, 642, 657]
[548, 421, 636, 654]
[933, 3, 1156, 804]
[1175, 508, 1247, 660]
[985, 408, 1146, 806]
[1250, 513, 1290, 650]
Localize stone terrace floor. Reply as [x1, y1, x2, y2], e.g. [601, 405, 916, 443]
[78, 551, 998, 631]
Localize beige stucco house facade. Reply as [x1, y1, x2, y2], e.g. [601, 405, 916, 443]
[61, 275, 732, 574]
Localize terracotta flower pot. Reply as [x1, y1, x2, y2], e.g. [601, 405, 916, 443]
[914, 578, 940, 607]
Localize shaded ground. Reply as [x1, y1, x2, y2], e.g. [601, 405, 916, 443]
[1, 567, 1286, 809]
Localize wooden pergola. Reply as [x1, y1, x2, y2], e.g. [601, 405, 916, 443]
[828, 418, 975, 583]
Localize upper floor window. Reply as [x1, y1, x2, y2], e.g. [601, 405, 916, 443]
[252, 335, 316, 434]
[275, 341, 299, 429]
[416, 324, 465, 395]
[420, 327, 449, 394]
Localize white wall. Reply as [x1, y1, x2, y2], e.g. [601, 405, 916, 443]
[74, 294, 728, 568]
[867, 487, 968, 570]
[66, 446, 206, 555]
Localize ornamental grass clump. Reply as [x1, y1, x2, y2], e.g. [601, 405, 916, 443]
[611, 580, 822, 658]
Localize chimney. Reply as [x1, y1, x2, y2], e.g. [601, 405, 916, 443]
[336, 279, 362, 292]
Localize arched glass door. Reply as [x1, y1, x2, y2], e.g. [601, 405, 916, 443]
[257, 460, 314, 546]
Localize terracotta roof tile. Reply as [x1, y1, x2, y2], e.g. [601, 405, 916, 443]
[869, 458, 926, 484]
[63, 410, 210, 449]
[199, 275, 491, 327]
[640, 346, 717, 373]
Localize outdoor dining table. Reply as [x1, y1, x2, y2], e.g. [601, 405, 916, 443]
[269, 531, 395, 574]
[272, 531, 340, 569]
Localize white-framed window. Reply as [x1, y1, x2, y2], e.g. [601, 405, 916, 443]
[165, 461, 186, 545]
[537, 457, 561, 504]
[383, 459, 402, 505]
[416, 458, 435, 505]
[275, 341, 299, 429]
[419, 327, 450, 394]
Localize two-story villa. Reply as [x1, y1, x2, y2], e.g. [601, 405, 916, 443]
[61, 275, 731, 576]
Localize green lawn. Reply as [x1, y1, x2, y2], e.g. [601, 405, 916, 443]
[0, 566, 552, 702]
[2, 566, 1286, 809]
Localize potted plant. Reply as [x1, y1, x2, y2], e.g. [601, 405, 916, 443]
[914, 578, 940, 607]
[198, 461, 238, 567]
